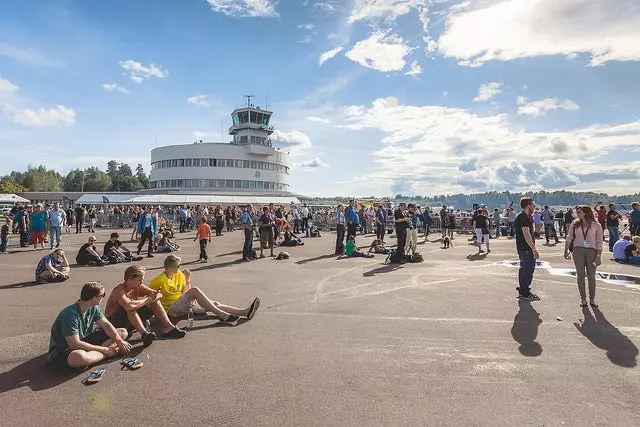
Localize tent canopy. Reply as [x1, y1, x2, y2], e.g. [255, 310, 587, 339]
[0, 193, 30, 204]
[75, 193, 300, 206]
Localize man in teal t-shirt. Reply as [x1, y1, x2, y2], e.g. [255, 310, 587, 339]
[48, 282, 132, 370]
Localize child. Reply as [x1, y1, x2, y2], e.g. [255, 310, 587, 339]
[194, 216, 211, 263]
[368, 238, 390, 255]
[345, 235, 374, 258]
[1, 218, 11, 254]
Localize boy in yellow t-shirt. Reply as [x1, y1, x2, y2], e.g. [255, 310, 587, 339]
[149, 254, 261, 323]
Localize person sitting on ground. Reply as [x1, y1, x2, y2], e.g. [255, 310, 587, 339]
[103, 232, 143, 263]
[345, 235, 374, 258]
[76, 236, 107, 266]
[622, 236, 640, 265]
[157, 231, 180, 253]
[149, 254, 261, 323]
[47, 281, 132, 370]
[35, 249, 70, 283]
[105, 265, 186, 346]
[280, 229, 304, 247]
[368, 238, 391, 255]
[612, 235, 633, 263]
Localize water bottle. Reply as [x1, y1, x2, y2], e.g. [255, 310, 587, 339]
[187, 308, 194, 329]
[144, 318, 151, 333]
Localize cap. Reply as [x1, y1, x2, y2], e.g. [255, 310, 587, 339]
[110, 232, 120, 238]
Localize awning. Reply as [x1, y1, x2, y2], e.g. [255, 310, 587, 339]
[75, 193, 300, 206]
[0, 193, 31, 204]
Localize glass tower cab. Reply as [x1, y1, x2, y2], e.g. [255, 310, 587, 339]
[229, 95, 274, 147]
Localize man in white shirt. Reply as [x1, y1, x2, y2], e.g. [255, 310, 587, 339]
[292, 205, 300, 234]
[48, 202, 66, 249]
[301, 204, 310, 236]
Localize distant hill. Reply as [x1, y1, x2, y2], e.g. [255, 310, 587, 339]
[309, 191, 640, 211]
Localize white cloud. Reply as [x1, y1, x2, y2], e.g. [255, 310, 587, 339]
[0, 42, 63, 67]
[206, 0, 279, 18]
[297, 23, 315, 30]
[424, 36, 438, 54]
[306, 116, 331, 124]
[473, 82, 502, 102]
[300, 157, 330, 168]
[348, 0, 426, 23]
[405, 60, 423, 77]
[346, 30, 412, 72]
[517, 96, 580, 117]
[337, 96, 640, 193]
[187, 94, 211, 107]
[0, 76, 19, 93]
[101, 83, 130, 94]
[318, 46, 344, 66]
[3, 104, 76, 127]
[438, 0, 640, 67]
[119, 60, 169, 84]
[271, 130, 312, 149]
[192, 131, 209, 139]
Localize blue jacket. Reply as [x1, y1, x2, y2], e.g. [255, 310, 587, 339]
[137, 212, 157, 234]
[345, 206, 357, 224]
[423, 211, 433, 225]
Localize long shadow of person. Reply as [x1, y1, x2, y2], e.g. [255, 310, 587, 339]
[511, 300, 543, 357]
[574, 307, 638, 368]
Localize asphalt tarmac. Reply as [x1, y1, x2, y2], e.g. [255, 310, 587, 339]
[0, 228, 639, 426]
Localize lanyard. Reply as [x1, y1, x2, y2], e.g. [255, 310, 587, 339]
[580, 221, 592, 238]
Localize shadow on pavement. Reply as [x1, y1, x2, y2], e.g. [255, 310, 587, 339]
[186, 318, 250, 331]
[574, 307, 638, 368]
[296, 254, 339, 264]
[511, 300, 543, 357]
[190, 259, 244, 271]
[0, 345, 146, 394]
[0, 281, 40, 290]
[466, 253, 488, 261]
[216, 250, 243, 257]
[362, 264, 403, 277]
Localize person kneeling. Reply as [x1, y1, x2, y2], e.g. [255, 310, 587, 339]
[368, 239, 391, 255]
[105, 265, 186, 346]
[36, 249, 70, 283]
[47, 282, 132, 370]
[103, 232, 143, 263]
[76, 236, 107, 266]
[346, 235, 374, 258]
[280, 230, 304, 247]
[149, 254, 261, 323]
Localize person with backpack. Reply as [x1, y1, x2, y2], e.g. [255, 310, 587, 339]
[391, 203, 410, 263]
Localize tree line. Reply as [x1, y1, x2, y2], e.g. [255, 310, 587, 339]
[0, 161, 150, 193]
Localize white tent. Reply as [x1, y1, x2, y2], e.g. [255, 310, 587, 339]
[0, 193, 30, 204]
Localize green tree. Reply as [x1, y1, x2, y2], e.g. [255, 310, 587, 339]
[0, 179, 27, 193]
[19, 165, 63, 191]
[119, 175, 142, 191]
[63, 169, 84, 191]
[135, 164, 150, 189]
[106, 160, 120, 191]
[83, 167, 111, 192]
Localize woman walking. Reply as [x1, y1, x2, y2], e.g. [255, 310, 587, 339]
[564, 205, 603, 308]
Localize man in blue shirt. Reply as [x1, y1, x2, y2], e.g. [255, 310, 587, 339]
[241, 204, 255, 261]
[48, 202, 66, 249]
[48, 281, 132, 370]
[178, 206, 187, 233]
[606, 203, 622, 252]
[344, 200, 358, 240]
[375, 205, 387, 242]
[423, 208, 433, 240]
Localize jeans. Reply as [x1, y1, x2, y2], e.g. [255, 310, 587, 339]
[293, 218, 300, 234]
[199, 239, 208, 261]
[518, 250, 536, 296]
[607, 226, 619, 252]
[509, 222, 515, 237]
[302, 218, 309, 235]
[347, 223, 357, 240]
[335, 223, 345, 254]
[0, 235, 7, 252]
[376, 223, 386, 241]
[179, 217, 186, 233]
[137, 227, 153, 255]
[76, 217, 84, 233]
[628, 255, 640, 265]
[243, 229, 253, 259]
[495, 222, 501, 237]
[49, 226, 61, 248]
[544, 223, 558, 242]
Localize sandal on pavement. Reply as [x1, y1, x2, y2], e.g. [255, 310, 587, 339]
[85, 367, 106, 383]
[121, 358, 143, 370]
[247, 297, 261, 320]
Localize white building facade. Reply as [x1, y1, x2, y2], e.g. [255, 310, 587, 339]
[150, 102, 292, 194]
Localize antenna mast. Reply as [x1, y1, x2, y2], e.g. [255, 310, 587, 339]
[244, 94, 254, 107]
[265, 94, 270, 111]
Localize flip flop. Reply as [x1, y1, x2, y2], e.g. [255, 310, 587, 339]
[247, 297, 261, 320]
[85, 367, 106, 383]
[121, 358, 143, 370]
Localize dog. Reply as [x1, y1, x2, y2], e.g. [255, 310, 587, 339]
[442, 236, 452, 249]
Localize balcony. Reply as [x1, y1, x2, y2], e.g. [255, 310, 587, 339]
[228, 123, 275, 135]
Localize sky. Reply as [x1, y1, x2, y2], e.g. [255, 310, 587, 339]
[1, 0, 640, 197]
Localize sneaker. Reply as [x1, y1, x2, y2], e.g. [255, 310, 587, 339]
[141, 331, 157, 346]
[247, 297, 260, 320]
[519, 293, 540, 301]
[147, 254, 154, 258]
[219, 315, 239, 323]
[163, 327, 187, 338]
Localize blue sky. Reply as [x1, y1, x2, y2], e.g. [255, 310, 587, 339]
[1, 0, 639, 197]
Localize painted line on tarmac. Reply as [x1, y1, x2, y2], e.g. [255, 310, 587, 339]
[313, 264, 370, 303]
[533, 277, 640, 295]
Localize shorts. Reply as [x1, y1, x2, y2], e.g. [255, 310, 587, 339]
[107, 306, 153, 332]
[46, 329, 110, 370]
[475, 228, 490, 244]
[31, 231, 45, 244]
[168, 293, 206, 317]
[260, 228, 274, 249]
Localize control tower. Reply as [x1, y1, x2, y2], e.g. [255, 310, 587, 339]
[229, 95, 274, 148]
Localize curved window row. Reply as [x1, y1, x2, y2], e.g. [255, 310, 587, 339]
[151, 179, 289, 191]
[151, 158, 289, 174]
